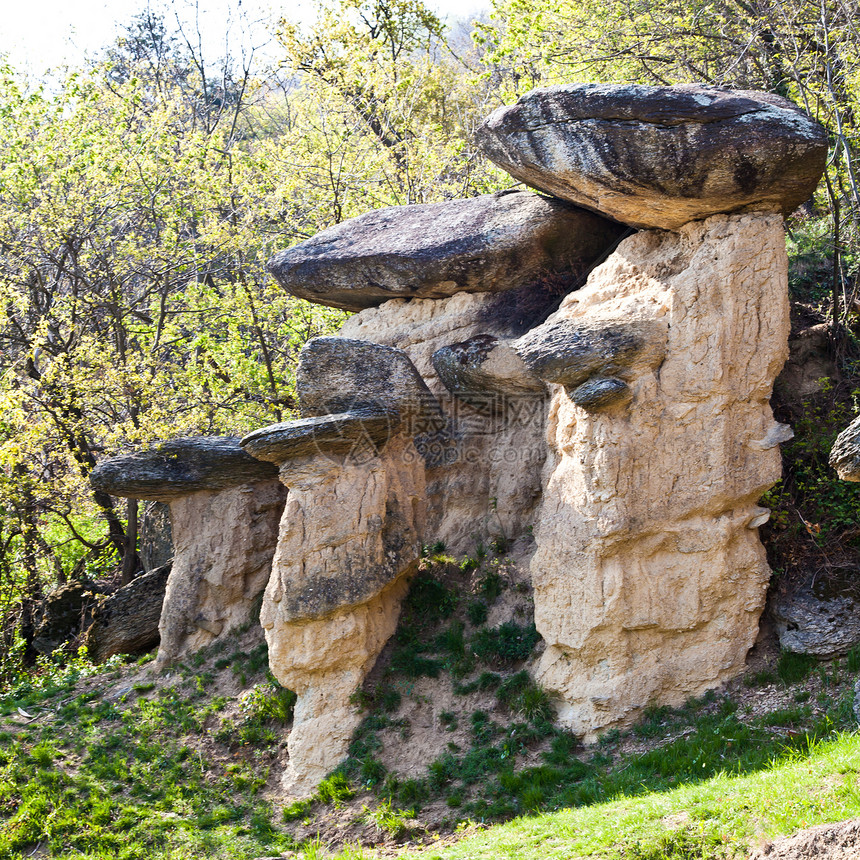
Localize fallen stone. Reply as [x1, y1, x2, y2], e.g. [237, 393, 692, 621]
[830, 414, 860, 480]
[773, 573, 860, 657]
[268, 190, 626, 311]
[32, 581, 110, 655]
[477, 83, 827, 229]
[531, 213, 790, 738]
[85, 564, 171, 663]
[296, 337, 443, 434]
[749, 818, 860, 860]
[90, 437, 278, 502]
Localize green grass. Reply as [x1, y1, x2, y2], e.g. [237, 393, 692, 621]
[0, 642, 296, 859]
[395, 732, 860, 860]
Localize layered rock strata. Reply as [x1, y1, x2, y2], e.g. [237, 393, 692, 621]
[268, 189, 625, 310]
[530, 213, 790, 736]
[242, 412, 425, 794]
[477, 83, 827, 229]
[90, 438, 285, 664]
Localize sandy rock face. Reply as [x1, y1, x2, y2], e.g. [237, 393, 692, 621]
[159, 480, 285, 663]
[531, 213, 790, 737]
[477, 83, 827, 229]
[256, 433, 425, 795]
[268, 190, 625, 311]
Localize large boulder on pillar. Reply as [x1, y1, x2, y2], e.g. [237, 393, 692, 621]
[476, 83, 827, 229]
[531, 213, 791, 737]
[296, 337, 444, 432]
[90, 437, 277, 501]
[268, 190, 626, 311]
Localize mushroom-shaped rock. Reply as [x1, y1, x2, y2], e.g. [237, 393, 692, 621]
[830, 414, 860, 480]
[296, 337, 444, 434]
[241, 416, 426, 795]
[530, 213, 791, 738]
[90, 437, 285, 665]
[476, 83, 828, 230]
[268, 190, 626, 311]
[431, 334, 544, 413]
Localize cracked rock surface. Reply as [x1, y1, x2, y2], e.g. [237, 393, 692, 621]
[477, 83, 827, 229]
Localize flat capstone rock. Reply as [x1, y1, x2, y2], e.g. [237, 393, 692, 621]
[90, 437, 278, 502]
[268, 190, 626, 311]
[240, 409, 401, 465]
[476, 83, 828, 229]
[511, 317, 666, 388]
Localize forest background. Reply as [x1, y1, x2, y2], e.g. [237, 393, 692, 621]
[1, 0, 859, 683]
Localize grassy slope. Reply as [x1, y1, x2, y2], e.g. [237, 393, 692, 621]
[409, 733, 860, 859]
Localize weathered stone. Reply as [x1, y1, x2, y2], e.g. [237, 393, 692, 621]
[531, 213, 790, 739]
[340, 293, 549, 553]
[262, 433, 425, 794]
[748, 818, 860, 860]
[268, 190, 626, 311]
[773, 573, 860, 657]
[830, 413, 860, 480]
[777, 323, 834, 401]
[156, 479, 285, 665]
[431, 334, 544, 412]
[512, 316, 668, 387]
[568, 376, 629, 410]
[32, 581, 109, 655]
[90, 437, 278, 502]
[85, 564, 171, 663]
[241, 409, 400, 466]
[139, 501, 173, 571]
[477, 83, 827, 230]
[296, 337, 443, 434]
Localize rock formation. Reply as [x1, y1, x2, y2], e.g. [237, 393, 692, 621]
[830, 415, 860, 480]
[477, 83, 827, 229]
[85, 564, 171, 663]
[91, 438, 285, 665]
[93, 81, 826, 795]
[242, 402, 426, 793]
[529, 213, 790, 737]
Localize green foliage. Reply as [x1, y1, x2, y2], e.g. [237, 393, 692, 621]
[777, 650, 818, 685]
[623, 825, 735, 860]
[471, 621, 540, 664]
[317, 773, 355, 805]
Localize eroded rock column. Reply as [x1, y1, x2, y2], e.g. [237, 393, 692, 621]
[242, 410, 426, 795]
[530, 213, 791, 736]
